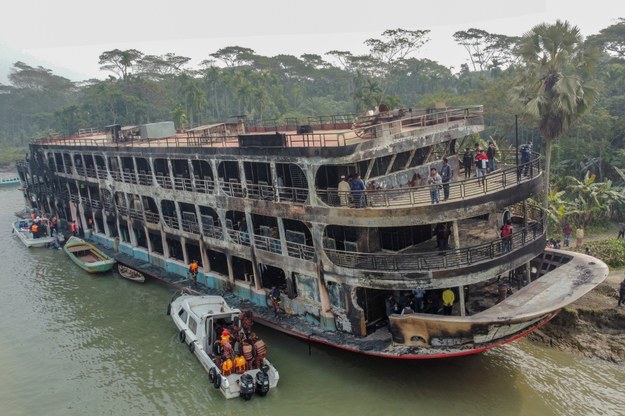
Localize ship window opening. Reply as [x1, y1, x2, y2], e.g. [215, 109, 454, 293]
[327, 281, 345, 310]
[356, 288, 389, 333]
[108, 156, 119, 173]
[324, 226, 358, 251]
[166, 236, 184, 261]
[62, 153, 73, 173]
[390, 151, 412, 173]
[133, 226, 148, 249]
[188, 317, 198, 335]
[94, 214, 104, 235]
[154, 158, 170, 176]
[106, 216, 119, 238]
[148, 231, 163, 255]
[83, 154, 95, 169]
[259, 264, 286, 291]
[370, 155, 393, 178]
[191, 160, 213, 180]
[379, 226, 430, 252]
[244, 161, 271, 184]
[232, 257, 254, 282]
[408, 146, 433, 168]
[120, 223, 131, 243]
[171, 159, 190, 178]
[206, 249, 228, 275]
[294, 273, 319, 302]
[185, 242, 202, 268]
[217, 161, 239, 182]
[54, 153, 64, 171]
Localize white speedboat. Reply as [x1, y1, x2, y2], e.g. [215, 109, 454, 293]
[12, 218, 56, 248]
[168, 293, 279, 400]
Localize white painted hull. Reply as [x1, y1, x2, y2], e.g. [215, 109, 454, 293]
[12, 220, 55, 248]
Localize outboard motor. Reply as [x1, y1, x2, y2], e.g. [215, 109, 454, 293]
[255, 369, 270, 396]
[239, 373, 254, 400]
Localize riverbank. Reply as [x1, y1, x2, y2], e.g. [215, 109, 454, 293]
[528, 233, 625, 364]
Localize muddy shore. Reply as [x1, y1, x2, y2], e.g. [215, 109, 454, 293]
[528, 265, 625, 364]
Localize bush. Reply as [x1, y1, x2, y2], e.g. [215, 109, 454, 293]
[577, 239, 625, 268]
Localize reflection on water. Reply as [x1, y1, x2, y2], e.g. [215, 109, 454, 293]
[0, 187, 624, 416]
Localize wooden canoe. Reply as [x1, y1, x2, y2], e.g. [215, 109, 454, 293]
[118, 264, 145, 283]
[63, 236, 116, 273]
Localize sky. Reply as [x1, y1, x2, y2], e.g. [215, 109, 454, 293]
[1, 0, 624, 81]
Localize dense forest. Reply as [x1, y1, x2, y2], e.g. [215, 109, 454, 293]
[1, 20, 625, 229]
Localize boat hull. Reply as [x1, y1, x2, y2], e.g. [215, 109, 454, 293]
[63, 237, 116, 273]
[117, 264, 145, 282]
[12, 220, 56, 248]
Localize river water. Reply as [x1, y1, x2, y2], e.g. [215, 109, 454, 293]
[1, 187, 624, 416]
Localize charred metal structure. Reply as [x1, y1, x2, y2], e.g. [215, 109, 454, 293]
[17, 106, 608, 358]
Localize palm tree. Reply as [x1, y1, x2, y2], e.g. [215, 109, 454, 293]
[511, 20, 600, 211]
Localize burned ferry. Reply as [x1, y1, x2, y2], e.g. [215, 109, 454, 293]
[17, 107, 608, 358]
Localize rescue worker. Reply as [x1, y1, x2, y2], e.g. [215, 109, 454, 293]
[234, 355, 247, 374]
[239, 309, 254, 336]
[188, 260, 199, 287]
[221, 357, 233, 376]
[252, 334, 267, 369]
[269, 287, 281, 317]
[241, 339, 254, 370]
[442, 288, 455, 315]
[31, 222, 39, 239]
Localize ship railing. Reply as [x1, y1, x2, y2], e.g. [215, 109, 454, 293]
[254, 234, 282, 254]
[110, 171, 122, 181]
[117, 206, 129, 217]
[144, 211, 160, 224]
[174, 176, 193, 192]
[128, 208, 143, 220]
[285, 132, 348, 147]
[78, 127, 100, 137]
[181, 216, 200, 234]
[121, 170, 137, 184]
[221, 180, 246, 198]
[162, 215, 179, 229]
[96, 169, 108, 180]
[202, 223, 224, 240]
[286, 241, 315, 261]
[193, 178, 215, 194]
[79, 196, 89, 206]
[65, 165, 73, 175]
[318, 154, 540, 208]
[75, 166, 86, 176]
[155, 174, 173, 189]
[84, 167, 97, 178]
[69, 194, 80, 203]
[246, 182, 275, 201]
[103, 202, 115, 211]
[324, 213, 545, 272]
[227, 228, 251, 246]
[137, 172, 153, 186]
[89, 200, 102, 210]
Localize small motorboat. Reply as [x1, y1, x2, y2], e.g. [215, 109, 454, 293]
[117, 264, 145, 283]
[63, 236, 116, 273]
[12, 218, 56, 248]
[167, 293, 279, 400]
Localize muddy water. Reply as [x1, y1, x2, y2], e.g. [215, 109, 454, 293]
[1, 187, 624, 416]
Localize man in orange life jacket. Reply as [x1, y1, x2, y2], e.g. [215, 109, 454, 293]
[188, 260, 199, 287]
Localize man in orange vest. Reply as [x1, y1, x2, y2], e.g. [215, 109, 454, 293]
[188, 260, 199, 287]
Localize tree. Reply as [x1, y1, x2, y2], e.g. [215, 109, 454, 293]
[564, 172, 625, 227]
[98, 49, 144, 80]
[511, 20, 601, 212]
[587, 18, 625, 60]
[453, 28, 520, 72]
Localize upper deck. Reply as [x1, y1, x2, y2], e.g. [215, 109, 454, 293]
[31, 106, 484, 155]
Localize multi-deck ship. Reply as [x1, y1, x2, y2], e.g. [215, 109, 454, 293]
[16, 106, 608, 358]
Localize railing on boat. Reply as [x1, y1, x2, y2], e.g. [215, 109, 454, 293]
[31, 106, 484, 149]
[318, 152, 541, 208]
[324, 207, 546, 272]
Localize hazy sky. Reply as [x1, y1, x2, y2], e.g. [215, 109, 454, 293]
[1, 0, 623, 80]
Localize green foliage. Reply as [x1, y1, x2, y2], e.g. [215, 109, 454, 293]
[580, 239, 625, 268]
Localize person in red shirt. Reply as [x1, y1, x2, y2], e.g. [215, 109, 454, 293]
[475, 149, 489, 185]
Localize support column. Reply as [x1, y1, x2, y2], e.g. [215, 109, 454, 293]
[181, 236, 189, 266]
[452, 219, 466, 316]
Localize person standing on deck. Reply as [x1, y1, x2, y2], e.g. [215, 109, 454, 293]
[440, 157, 452, 201]
[442, 289, 455, 315]
[270, 287, 281, 317]
[350, 173, 366, 208]
[475, 149, 489, 185]
[71, 221, 78, 236]
[618, 222, 625, 239]
[188, 259, 199, 287]
[427, 167, 442, 204]
[486, 142, 497, 172]
[462, 148, 473, 178]
[338, 175, 351, 207]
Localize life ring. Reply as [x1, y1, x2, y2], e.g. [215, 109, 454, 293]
[189, 342, 195, 353]
[179, 330, 186, 343]
[208, 367, 217, 383]
[166, 303, 171, 316]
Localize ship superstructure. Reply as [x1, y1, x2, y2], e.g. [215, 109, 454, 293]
[17, 106, 608, 358]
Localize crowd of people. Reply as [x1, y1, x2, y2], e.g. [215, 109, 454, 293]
[212, 311, 268, 375]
